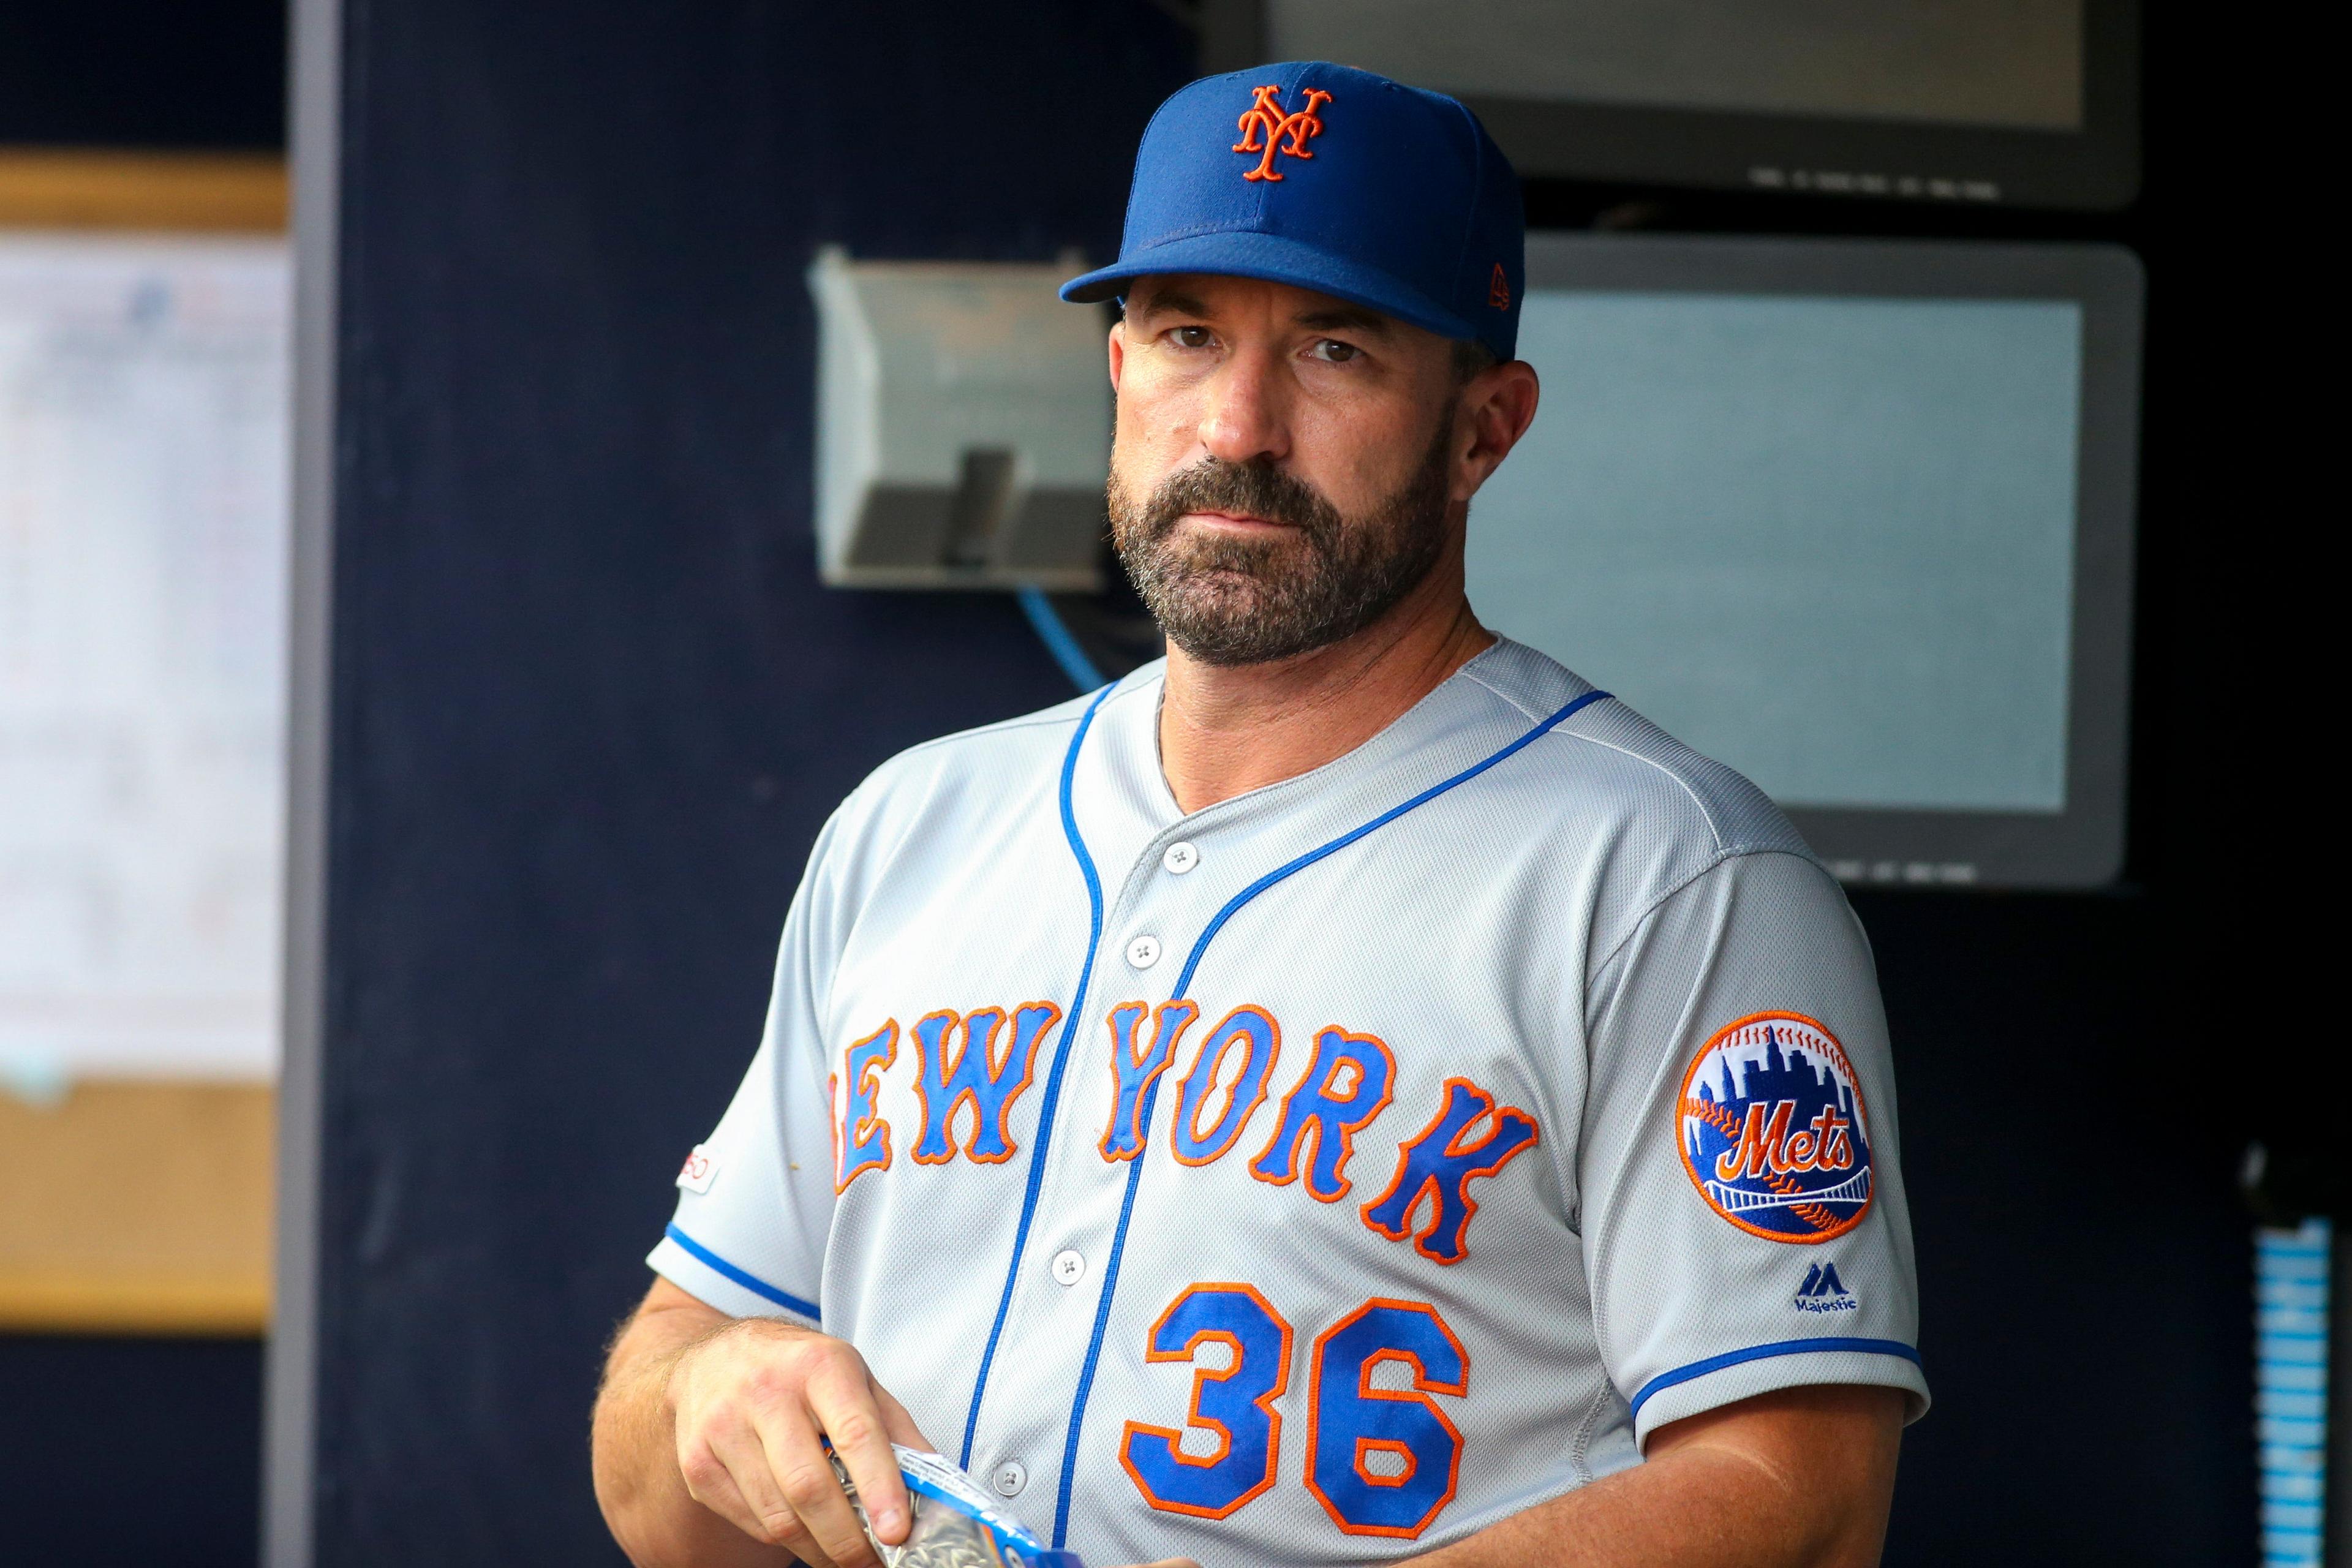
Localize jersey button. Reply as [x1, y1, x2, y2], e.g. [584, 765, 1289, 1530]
[1051, 1248, 1085, 1286]
[1125, 934, 1162, 970]
[992, 1461, 1027, 1498]
[1162, 841, 1199, 875]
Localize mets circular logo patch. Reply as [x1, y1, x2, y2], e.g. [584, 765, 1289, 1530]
[1678, 1012, 1873, 1243]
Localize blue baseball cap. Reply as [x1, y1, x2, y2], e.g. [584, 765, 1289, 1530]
[1061, 61, 1525, 361]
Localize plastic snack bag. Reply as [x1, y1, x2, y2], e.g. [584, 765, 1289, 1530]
[829, 1443, 1085, 1568]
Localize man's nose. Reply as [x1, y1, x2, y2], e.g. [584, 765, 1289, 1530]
[1196, 350, 1290, 467]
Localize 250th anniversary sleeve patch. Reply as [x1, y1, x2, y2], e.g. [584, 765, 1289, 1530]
[1677, 1012, 1872, 1243]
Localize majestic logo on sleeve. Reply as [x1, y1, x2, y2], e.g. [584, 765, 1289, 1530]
[1233, 85, 1332, 182]
[1678, 1012, 1873, 1243]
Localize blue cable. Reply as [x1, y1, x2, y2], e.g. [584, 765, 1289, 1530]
[1017, 586, 1107, 693]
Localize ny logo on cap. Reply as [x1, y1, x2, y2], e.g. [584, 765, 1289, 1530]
[1232, 85, 1332, 183]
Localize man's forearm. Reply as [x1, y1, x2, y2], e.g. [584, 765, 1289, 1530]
[1409, 1386, 1902, 1568]
[592, 1297, 792, 1568]
[1408, 1449, 1855, 1568]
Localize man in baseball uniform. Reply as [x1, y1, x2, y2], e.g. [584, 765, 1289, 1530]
[594, 61, 1926, 1568]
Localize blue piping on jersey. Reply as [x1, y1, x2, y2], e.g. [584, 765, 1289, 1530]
[1049, 685, 1615, 1546]
[960, 683, 1117, 1469]
[1627, 1337, 1923, 1420]
[1017, 586, 1109, 695]
[663, 1223, 822, 1322]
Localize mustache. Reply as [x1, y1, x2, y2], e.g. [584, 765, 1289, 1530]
[1134, 458, 1342, 538]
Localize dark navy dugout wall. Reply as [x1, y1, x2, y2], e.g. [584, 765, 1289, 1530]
[275, 4, 2288, 1565]
[279, 3, 1188, 1561]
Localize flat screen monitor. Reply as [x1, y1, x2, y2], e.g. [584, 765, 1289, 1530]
[1462, 235, 2141, 889]
[1204, 1, 2139, 210]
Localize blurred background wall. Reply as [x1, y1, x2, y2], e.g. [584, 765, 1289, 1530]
[1, 2, 2329, 1564]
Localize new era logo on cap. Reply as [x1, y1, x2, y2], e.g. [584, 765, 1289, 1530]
[1061, 61, 1526, 362]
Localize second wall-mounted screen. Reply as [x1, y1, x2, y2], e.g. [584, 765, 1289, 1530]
[1270, 0, 2084, 131]
[1463, 235, 2141, 888]
[1476, 290, 2081, 814]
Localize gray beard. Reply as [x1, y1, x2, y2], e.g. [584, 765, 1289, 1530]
[1107, 418, 1455, 668]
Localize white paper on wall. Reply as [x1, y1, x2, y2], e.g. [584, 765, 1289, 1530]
[0, 233, 290, 1088]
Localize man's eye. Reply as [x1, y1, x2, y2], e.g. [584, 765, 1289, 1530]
[1168, 325, 1215, 349]
[1307, 339, 1360, 363]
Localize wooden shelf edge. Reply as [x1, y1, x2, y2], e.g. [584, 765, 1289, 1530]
[0, 1274, 270, 1337]
[0, 148, 288, 232]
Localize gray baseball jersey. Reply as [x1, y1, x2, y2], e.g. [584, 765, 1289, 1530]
[650, 638, 1927, 1567]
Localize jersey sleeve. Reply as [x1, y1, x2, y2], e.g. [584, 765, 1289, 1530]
[1580, 848, 1929, 1449]
[644, 812, 854, 1328]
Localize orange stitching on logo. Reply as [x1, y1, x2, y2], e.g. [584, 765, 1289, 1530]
[1232, 85, 1333, 182]
[1760, 1168, 1841, 1231]
[1488, 264, 1510, 310]
[1684, 1096, 1840, 1229]
[1680, 1096, 1743, 1139]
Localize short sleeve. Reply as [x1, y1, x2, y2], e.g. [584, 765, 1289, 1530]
[646, 815, 852, 1327]
[1581, 849, 1928, 1449]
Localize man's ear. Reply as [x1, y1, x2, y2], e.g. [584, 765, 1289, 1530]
[1456, 360, 1540, 497]
[1107, 318, 1126, 390]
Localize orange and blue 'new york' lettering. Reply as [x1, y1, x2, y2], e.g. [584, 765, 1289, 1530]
[1360, 1078, 1540, 1265]
[909, 1002, 1060, 1165]
[835, 1021, 897, 1192]
[846, 1000, 1534, 1279]
[1101, 1000, 1202, 1161]
[1171, 1006, 1282, 1166]
[1250, 1027, 1395, 1200]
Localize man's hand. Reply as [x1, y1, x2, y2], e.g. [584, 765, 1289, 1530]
[668, 1313, 933, 1565]
[594, 1278, 933, 1568]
